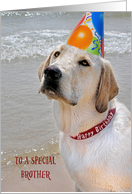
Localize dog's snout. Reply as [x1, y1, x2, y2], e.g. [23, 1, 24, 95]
[44, 66, 62, 80]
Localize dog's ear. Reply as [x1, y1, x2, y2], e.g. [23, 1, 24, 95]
[95, 59, 119, 113]
[38, 51, 54, 82]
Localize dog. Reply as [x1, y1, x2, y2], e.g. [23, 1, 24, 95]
[38, 44, 131, 192]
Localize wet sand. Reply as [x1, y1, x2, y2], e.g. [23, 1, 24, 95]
[1, 155, 74, 192]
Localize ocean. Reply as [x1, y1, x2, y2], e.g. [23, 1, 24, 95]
[1, 12, 131, 181]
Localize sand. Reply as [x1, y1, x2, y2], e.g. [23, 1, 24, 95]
[1, 155, 74, 192]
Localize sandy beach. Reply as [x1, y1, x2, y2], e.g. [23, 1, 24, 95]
[1, 154, 74, 192]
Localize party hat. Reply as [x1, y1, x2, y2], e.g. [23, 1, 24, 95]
[66, 12, 104, 58]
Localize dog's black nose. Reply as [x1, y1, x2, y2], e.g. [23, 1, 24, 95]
[44, 66, 62, 80]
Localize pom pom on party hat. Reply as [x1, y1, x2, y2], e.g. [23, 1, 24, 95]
[66, 12, 104, 58]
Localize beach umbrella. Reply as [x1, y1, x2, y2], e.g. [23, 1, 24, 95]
[66, 12, 104, 58]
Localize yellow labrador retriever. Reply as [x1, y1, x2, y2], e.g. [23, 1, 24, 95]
[38, 44, 131, 192]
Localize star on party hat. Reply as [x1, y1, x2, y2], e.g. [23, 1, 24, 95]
[66, 12, 104, 58]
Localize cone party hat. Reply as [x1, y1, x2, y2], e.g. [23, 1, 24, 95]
[66, 12, 104, 58]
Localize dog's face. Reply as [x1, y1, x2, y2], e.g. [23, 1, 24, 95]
[38, 44, 119, 113]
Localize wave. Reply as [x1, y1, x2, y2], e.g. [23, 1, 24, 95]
[1, 11, 67, 18]
[1, 30, 131, 61]
[1, 29, 70, 61]
[1, 12, 130, 18]
[1, 11, 81, 21]
[104, 31, 131, 55]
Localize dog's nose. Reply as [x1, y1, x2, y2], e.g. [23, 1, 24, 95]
[44, 66, 62, 80]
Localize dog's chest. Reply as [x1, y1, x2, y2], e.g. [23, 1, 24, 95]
[59, 133, 108, 190]
[59, 131, 130, 192]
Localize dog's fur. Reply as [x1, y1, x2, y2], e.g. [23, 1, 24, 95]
[38, 44, 131, 192]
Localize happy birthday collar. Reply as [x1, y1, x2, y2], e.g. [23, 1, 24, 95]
[70, 108, 116, 140]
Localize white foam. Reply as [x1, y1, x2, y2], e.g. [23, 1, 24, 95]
[1, 29, 70, 61]
[1, 29, 131, 61]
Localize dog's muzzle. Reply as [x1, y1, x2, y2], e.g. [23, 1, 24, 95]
[44, 66, 62, 92]
[39, 65, 62, 100]
[39, 65, 77, 106]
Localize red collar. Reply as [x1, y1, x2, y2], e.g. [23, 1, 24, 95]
[70, 108, 116, 140]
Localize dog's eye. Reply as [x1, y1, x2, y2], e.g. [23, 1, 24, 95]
[54, 51, 60, 58]
[79, 60, 90, 66]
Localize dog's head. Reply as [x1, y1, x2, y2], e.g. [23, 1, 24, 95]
[38, 44, 119, 113]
